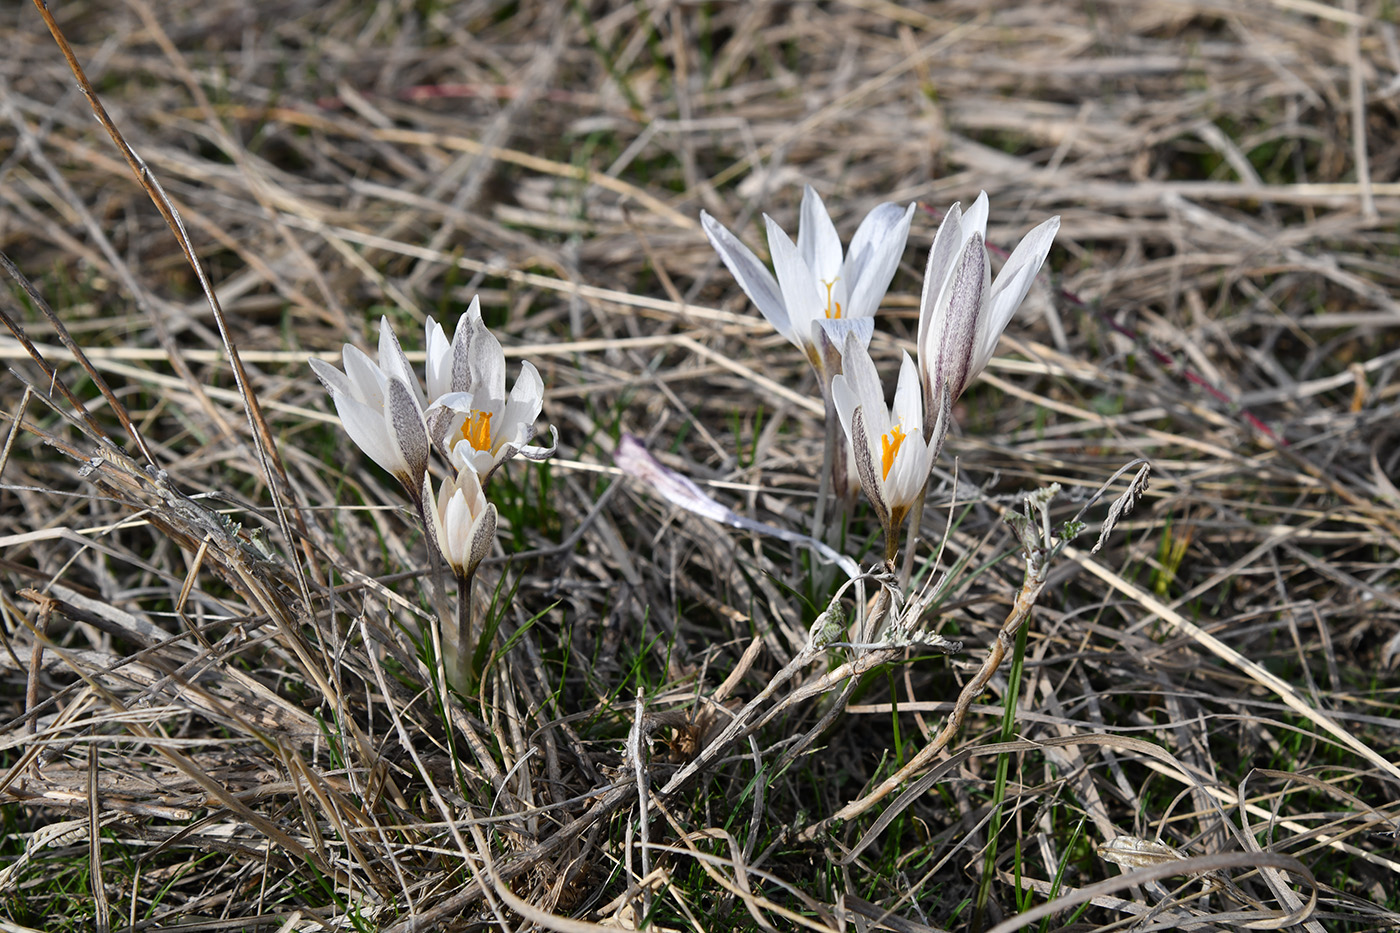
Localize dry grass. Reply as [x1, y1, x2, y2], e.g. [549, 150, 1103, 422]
[2, 0, 1399, 930]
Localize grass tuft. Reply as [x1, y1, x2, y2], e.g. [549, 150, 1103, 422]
[3, 1, 1400, 930]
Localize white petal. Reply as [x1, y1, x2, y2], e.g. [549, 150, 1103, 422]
[425, 317, 452, 401]
[887, 430, 932, 512]
[796, 185, 844, 292]
[500, 359, 545, 444]
[431, 391, 475, 414]
[830, 373, 860, 450]
[765, 215, 824, 348]
[975, 215, 1060, 375]
[834, 336, 890, 494]
[843, 201, 915, 320]
[701, 211, 791, 341]
[463, 300, 506, 401]
[893, 352, 923, 440]
[434, 472, 454, 523]
[451, 438, 497, 477]
[838, 332, 888, 433]
[443, 486, 472, 569]
[333, 393, 404, 478]
[459, 464, 488, 511]
[341, 345, 387, 408]
[963, 191, 989, 240]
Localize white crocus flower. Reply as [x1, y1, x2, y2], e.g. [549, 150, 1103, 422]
[428, 298, 556, 481]
[701, 185, 915, 382]
[309, 318, 430, 498]
[917, 193, 1059, 457]
[422, 466, 497, 583]
[831, 334, 937, 561]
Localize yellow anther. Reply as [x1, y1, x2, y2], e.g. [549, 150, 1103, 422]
[822, 278, 842, 319]
[880, 425, 906, 481]
[460, 410, 494, 452]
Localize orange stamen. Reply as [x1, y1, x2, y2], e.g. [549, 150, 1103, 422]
[460, 410, 494, 452]
[822, 278, 842, 319]
[880, 425, 906, 480]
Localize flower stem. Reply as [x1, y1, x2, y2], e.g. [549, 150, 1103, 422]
[900, 483, 928, 587]
[413, 497, 456, 668]
[456, 569, 475, 689]
[812, 395, 839, 543]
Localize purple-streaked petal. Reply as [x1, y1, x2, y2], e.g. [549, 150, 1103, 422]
[378, 318, 424, 410]
[308, 357, 352, 399]
[514, 425, 558, 463]
[849, 405, 891, 530]
[843, 201, 915, 320]
[426, 401, 468, 451]
[449, 295, 481, 395]
[466, 503, 497, 578]
[613, 433, 734, 525]
[423, 473, 447, 555]
[386, 375, 429, 487]
[928, 375, 955, 461]
[814, 322, 843, 390]
[701, 211, 790, 339]
[932, 233, 990, 407]
[916, 201, 966, 363]
[613, 434, 862, 579]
